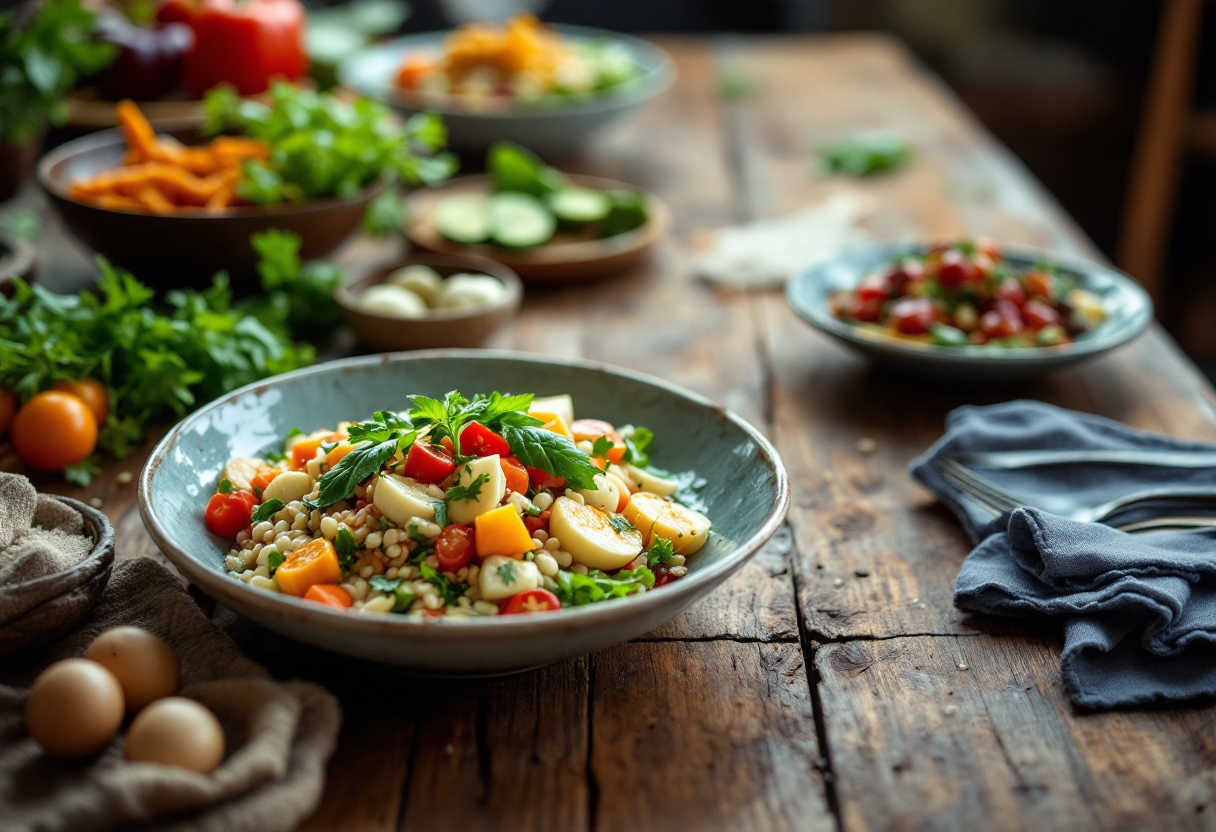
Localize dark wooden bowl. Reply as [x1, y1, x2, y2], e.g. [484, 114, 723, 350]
[37, 127, 380, 291]
[0, 498, 115, 657]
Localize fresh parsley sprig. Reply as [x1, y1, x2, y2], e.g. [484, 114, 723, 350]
[308, 412, 416, 509]
[646, 537, 675, 569]
[499, 422, 600, 490]
[445, 472, 489, 502]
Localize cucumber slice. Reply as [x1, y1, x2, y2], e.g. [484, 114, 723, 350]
[545, 189, 612, 225]
[434, 194, 490, 244]
[488, 193, 556, 249]
[600, 189, 649, 237]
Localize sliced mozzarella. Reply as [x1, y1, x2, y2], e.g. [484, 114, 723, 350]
[529, 394, 574, 427]
[220, 458, 262, 493]
[578, 473, 624, 514]
[262, 470, 311, 504]
[374, 474, 437, 526]
[620, 463, 679, 497]
[607, 463, 638, 494]
[623, 491, 712, 555]
[479, 555, 541, 601]
[549, 496, 643, 571]
[604, 472, 632, 511]
[447, 455, 507, 524]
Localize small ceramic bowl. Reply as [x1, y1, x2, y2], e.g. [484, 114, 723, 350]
[0, 497, 115, 657]
[786, 242, 1154, 383]
[336, 254, 523, 351]
[37, 127, 380, 290]
[138, 351, 789, 675]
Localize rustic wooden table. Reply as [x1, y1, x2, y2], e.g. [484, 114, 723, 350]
[16, 34, 1216, 831]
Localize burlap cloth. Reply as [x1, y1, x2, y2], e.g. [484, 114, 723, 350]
[0, 527, 342, 832]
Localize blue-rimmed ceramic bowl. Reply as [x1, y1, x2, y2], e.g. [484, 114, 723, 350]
[138, 351, 787, 675]
[786, 242, 1153, 382]
[338, 25, 674, 156]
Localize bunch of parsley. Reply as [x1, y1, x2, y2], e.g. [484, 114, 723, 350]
[245, 229, 345, 340]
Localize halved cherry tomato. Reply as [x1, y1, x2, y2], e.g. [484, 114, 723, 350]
[205, 490, 257, 537]
[993, 279, 1027, 308]
[570, 419, 627, 464]
[435, 523, 476, 571]
[845, 294, 884, 322]
[404, 440, 456, 484]
[524, 509, 550, 536]
[459, 421, 510, 457]
[500, 455, 529, 494]
[503, 588, 562, 614]
[51, 378, 109, 426]
[304, 584, 353, 609]
[11, 391, 97, 472]
[250, 468, 281, 496]
[0, 389, 16, 436]
[1022, 299, 1060, 330]
[527, 466, 565, 491]
[889, 297, 937, 335]
[936, 250, 974, 290]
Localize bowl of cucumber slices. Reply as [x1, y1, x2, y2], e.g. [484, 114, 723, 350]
[407, 143, 668, 282]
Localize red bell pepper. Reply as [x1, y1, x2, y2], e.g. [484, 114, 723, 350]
[183, 0, 307, 98]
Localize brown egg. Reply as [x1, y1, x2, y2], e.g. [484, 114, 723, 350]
[83, 626, 180, 712]
[124, 697, 225, 773]
[26, 658, 125, 759]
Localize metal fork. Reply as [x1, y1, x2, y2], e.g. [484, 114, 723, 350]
[955, 449, 1216, 470]
[934, 457, 1216, 526]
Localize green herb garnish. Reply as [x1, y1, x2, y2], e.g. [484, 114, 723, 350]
[335, 526, 357, 569]
[497, 562, 518, 584]
[445, 472, 489, 502]
[308, 411, 416, 508]
[251, 499, 285, 525]
[267, 551, 286, 575]
[819, 131, 912, 178]
[646, 537, 675, 569]
[218, 479, 236, 494]
[608, 515, 636, 534]
[420, 563, 464, 605]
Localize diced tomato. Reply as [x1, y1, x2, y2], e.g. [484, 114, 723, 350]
[503, 588, 562, 614]
[527, 466, 565, 491]
[993, 279, 1027, 307]
[653, 564, 677, 587]
[204, 490, 256, 538]
[936, 250, 974, 290]
[500, 455, 529, 494]
[304, 584, 353, 609]
[1022, 299, 1060, 330]
[355, 498, 367, 511]
[570, 420, 626, 464]
[459, 421, 510, 457]
[889, 297, 937, 335]
[435, 524, 476, 571]
[404, 440, 456, 484]
[524, 509, 550, 536]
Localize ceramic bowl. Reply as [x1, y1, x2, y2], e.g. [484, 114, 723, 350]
[138, 351, 788, 675]
[338, 26, 675, 156]
[0, 498, 115, 657]
[336, 254, 523, 351]
[786, 242, 1153, 383]
[37, 127, 380, 290]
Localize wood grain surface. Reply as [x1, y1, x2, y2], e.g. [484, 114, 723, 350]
[10, 33, 1216, 831]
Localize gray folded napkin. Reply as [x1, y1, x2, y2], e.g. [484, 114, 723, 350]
[0, 557, 342, 832]
[910, 400, 1216, 709]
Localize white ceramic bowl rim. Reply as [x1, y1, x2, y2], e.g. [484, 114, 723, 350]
[138, 349, 790, 643]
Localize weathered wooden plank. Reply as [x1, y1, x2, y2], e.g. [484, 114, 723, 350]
[591, 640, 832, 832]
[817, 634, 1216, 831]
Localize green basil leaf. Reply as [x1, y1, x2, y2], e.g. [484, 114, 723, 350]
[251, 499, 285, 525]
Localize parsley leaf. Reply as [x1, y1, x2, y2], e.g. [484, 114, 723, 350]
[420, 563, 465, 605]
[267, 551, 286, 574]
[499, 424, 600, 490]
[608, 515, 636, 534]
[218, 479, 235, 494]
[620, 425, 654, 467]
[63, 458, 100, 487]
[369, 575, 416, 612]
[445, 472, 489, 502]
[497, 562, 518, 584]
[646, 537, 675, 569]
[309, 412, 416, 508]
[251, 499, 285, 525]
[590, 435, 614, 461]
[819, 131, 912, 177]
[335, 526, 357, 569]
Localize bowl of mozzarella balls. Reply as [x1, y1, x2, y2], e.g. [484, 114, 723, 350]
[337, 254, 523, 351]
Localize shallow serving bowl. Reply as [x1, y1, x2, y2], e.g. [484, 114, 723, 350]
[786, 242, 1153, 383]
[38, 127, 379, 289]
[338, 26, 675, 156]
[138, 351, 788, 675]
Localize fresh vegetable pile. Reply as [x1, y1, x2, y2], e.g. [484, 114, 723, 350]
[395, 14, 642, 111]
[433, 142, 647, 250]
[209, 391, 710, 617]
[0, 231, 338, 484]
[829, 241, 1108, 348]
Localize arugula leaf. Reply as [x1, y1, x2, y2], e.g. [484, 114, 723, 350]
[267, 551, 286, 574]
[420, 563, 465, 605]
[608, 515, 636, 534]
[552, 568, 653, 607]
[499, 424, 600, 490]
[445, 472, 489, 502]
[309, 412, 416, 508]
[497, 562, 518, 584]
[251, 499, 285, 525]
[218, 479, 235, 494]
[646, 537, 675, 569]
[335, 526, 357, 569]
[618, 566, 656, 589]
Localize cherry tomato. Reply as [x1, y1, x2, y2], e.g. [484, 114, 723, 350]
[855, 275, 889, 303]
[155, 0, 197, 25]
[993, 279, 1026, 308]
[0, 389, 16, 436]
[936, 250, 974, 290]
[524, 509, 550, 536]
[51, 378, 109, 426]
[11, 391, 98, 472]
[435, 524, 476, 571]
[979, 306, 1025, 339]
[503, 588, 562, 614]
[304, 583, 353, 609]
[204, 490, 256, 537]
[500, 455, 529, 494]
[527, 466, 566, 491]
[459, 421, 510, 457]
[889, 298, 937, 335]
[886, 258, 924, 293]
[1022, 299, 1061, 330]
[404, 440, 456, 484]
[846, 294, 884, 323]
[653, 564, 677, 587]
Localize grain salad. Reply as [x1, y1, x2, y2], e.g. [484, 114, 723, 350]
[203, 391, 710, 616]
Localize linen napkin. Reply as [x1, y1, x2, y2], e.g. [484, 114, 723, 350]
[0, 556, 341, 832]
[910, 400, 1216, 709]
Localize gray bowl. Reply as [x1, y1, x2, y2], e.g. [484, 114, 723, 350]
[138, 351, 788, 675]
[786, 242, 1153, 383]
[338, 26, 675, 156]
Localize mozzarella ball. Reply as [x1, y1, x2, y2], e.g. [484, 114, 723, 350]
[124, 697, 226, 774]
[359, 284, 428, 318]
[26, 659, 125, 759]
[433, 274, 507, 310]
[385, 264, 443, 304]
[84, 626, 180, 712]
